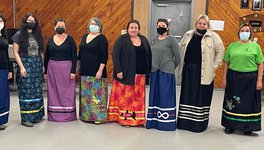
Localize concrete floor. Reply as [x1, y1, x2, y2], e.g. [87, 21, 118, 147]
[0, 86, 263, 150]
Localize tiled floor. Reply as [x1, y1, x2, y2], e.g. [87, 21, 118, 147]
[0, 86, 263, 150]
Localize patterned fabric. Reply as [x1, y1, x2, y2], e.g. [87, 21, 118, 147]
[17, 56, 44, 123]
[108, 75, 146, 126]
[0, 69, 10, 125]
[79, 76, 108, 122]
[146, 70, 176, 131]
[47, 60, 76, 122]
[221, 69, 261, 132]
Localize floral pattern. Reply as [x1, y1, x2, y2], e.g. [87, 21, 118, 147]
[79, 76, 108, 122]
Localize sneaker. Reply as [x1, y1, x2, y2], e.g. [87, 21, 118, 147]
[244, 131, 252, 135]
[224, 128, 234, 134]
[94, 121, 103, 125]
[0, 124, 7, 130]
[21, 121, 34, 127]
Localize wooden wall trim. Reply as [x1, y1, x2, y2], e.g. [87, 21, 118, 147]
[133, 0, 150, 37]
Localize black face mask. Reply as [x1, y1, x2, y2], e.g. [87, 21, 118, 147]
[157, 27, 167, 35]
[197, 29, 207, 34]
[56, 27, 65, 34]
[26, 22, 35, 29]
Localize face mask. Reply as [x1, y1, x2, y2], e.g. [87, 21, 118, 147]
[197, 29, 207, 34]
[157, 27, 167, 35]
[26, 22, 35, 29]
[239, 32, 250, 41]
[0, 22, 4, 31]
[89, 25, 100, 33]
[56, 27, 65, 34]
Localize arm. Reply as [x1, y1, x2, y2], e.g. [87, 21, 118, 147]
[69, 36, 78, 79]
[222, 61, 229, 88]
[13, 42, 27, 77]
[170, 37, 181, 67]
[213, 33, 225, 69]
[112, 36, 123, 79]
[43, 39, 50, 79]
[95, 35, 108, 79]
[256, 63, 263, 90]
[5, 47, 13, 79]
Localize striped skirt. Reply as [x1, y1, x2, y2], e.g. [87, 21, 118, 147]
[146, 70, 176, 131]
[221, 69, 261, 132]
[17, 56, 44, 123]
[108, 74, 145, 126]
[79, 76, 108, 122]
[47, 60, 76, 122]
[0, 69, 10, 125]
[177, 63, 214, 132]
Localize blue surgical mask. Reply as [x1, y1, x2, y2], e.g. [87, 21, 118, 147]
[89, 25, 100, 33]
[239, 32, 250, 41]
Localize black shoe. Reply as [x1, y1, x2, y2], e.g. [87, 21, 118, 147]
[0, 124, 7, 130]
[244, 131, 252, 135]
[224, 128, 234, 134]
[21, 121, 34, 127]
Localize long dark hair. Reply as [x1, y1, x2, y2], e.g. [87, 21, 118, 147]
[19, 13, 44, 54]
[0, 14, 7, 38]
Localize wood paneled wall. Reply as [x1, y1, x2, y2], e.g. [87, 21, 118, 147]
[0, 0, 132, 83]
[133, 0, 150, 37]
[193, 0, 207, 26]
[208, 0, 264, 88]
[0, 0, 14, 28]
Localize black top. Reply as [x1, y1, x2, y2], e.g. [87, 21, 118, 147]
[135, 44, 146, 74]
[112, 34, 152, 85]
[78, 34, 108, 77]
[0, 36, 12, 71]
[44, 35, 77, 74]
[184, 35, 203, 64]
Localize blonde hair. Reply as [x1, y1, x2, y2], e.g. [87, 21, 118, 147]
[195, 14, 211, 30]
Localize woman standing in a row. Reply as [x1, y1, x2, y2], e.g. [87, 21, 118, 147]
[108, 20, 152, 127]
[146, 18, 180, 131]
[12, 13, 45, 127]
[221, 24, 263, 135]
[44, 18, 77, 122]
[78, 18, 108, 124]
[0, 14, 12, 130]
[177, 14, 224, 132]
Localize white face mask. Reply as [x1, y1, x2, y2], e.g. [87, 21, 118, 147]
[0, 22, 4, 31]
[89, 25, 100, 33]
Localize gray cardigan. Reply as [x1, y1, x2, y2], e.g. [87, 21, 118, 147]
[151, 35, 180, 74]
[112, 33, 152, 85]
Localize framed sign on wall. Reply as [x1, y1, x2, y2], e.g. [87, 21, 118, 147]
[252, 0, 262, 11]
[241, 0, 249, 9]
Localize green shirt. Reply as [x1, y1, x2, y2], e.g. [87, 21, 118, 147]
[224, 41, 264, 72]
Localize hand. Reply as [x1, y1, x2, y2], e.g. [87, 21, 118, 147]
[20, 67, 27, 77]
[70, 73, 76, 80]
[44, 74, 47, 80]
[95, 70, 102, 80]
[8, 72, 12, 79]
[222, 77, 226, 88]
[256, 80, 262, 90]
[117, 72, 123, 79]
[42, 66, 45, 74]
